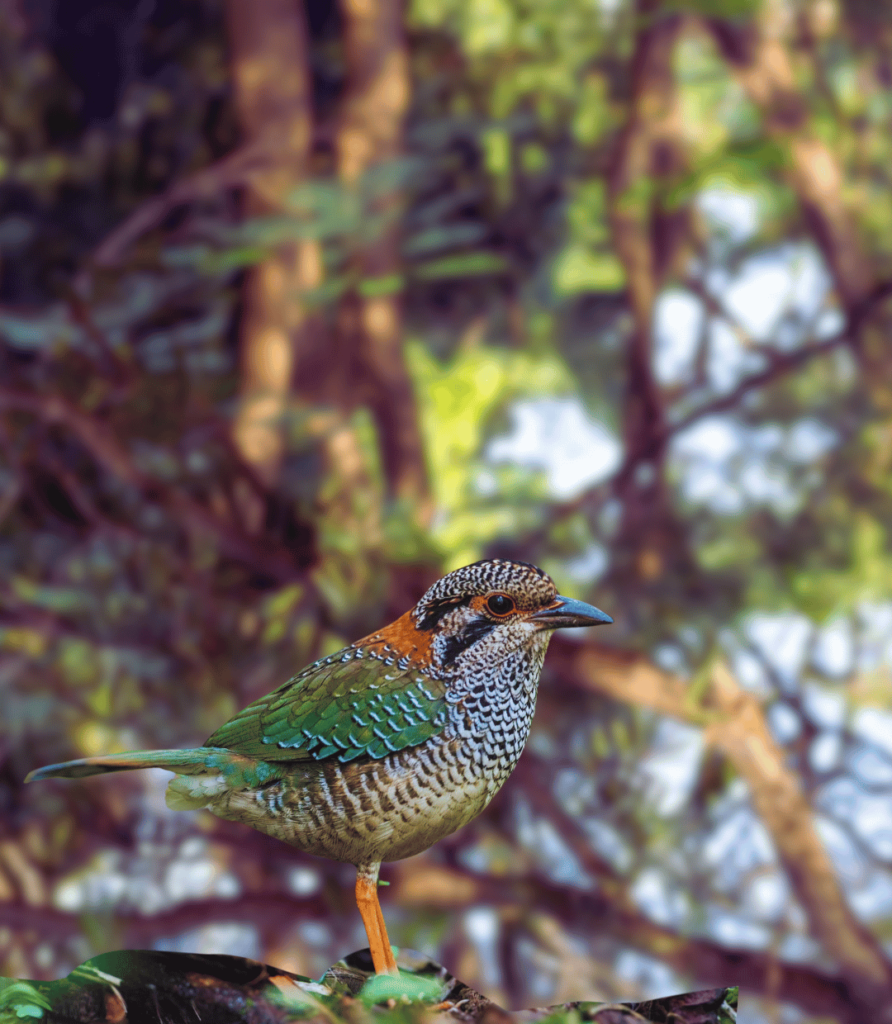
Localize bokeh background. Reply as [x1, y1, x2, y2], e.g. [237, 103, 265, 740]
[2, 0, 892, 1021]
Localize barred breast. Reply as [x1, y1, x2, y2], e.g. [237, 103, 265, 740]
[176, 720, 524, 866]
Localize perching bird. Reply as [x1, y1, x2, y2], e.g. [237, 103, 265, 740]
[27, 559, 611, 974]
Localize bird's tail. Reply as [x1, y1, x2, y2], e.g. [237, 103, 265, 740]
[25, 748, 233, 783]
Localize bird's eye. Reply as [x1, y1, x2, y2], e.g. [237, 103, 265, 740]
[486, 594, 515, 616]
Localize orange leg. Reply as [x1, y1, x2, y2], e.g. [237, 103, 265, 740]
[355, 864, 398, 975]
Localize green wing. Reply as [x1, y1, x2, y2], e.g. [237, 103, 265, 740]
[205, 648, 449, 764]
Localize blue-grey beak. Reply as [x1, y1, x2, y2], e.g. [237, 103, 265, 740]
[531, 595, 613, 629]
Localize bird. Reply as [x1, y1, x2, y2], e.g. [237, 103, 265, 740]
[27, 559, 612, 975]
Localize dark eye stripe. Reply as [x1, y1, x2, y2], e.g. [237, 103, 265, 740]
[440, 619, 498, 666]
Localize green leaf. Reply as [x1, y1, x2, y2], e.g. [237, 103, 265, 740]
[0, 980, 52, 1022]
[403, 222, 487, 257]
[358, 274, 404, 297]
[358, 970, 443, 1005]
[414, 252, 507, 279]
[552, 244, 625, 294]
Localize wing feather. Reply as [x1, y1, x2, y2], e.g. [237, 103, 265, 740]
[204, 649, 448, 763]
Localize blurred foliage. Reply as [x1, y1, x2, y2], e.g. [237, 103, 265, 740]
[1, 2, 892, 1023]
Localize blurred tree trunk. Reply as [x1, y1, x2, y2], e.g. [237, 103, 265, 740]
[707, 3, 892, 406]
[606, 3, 694, 614]
[226, 0, 322, 533]
[707, 5, 873, 312]
[336, 0, 431, 520]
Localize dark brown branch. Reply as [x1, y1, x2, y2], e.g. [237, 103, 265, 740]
[666, 327, 850, 436]
[84, 144, 268, 274]
[0, 891, 330, 952]
[514, 271, 892, 556]
[0, 389, 304, 583]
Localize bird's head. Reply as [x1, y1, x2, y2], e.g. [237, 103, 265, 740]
[399, 559, 612, 677]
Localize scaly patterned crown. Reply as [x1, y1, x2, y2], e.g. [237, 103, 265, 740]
[413, 559, 557, 628]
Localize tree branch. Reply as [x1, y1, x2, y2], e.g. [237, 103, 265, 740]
[706, 12, 875, 312]
[392, 862, 867, 1023]
[0, 389, 305, 582]
[546, 639, 892, 1006]
[336, 0, 431, 515]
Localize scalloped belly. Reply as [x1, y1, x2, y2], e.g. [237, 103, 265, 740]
[170, 736, 508, 865]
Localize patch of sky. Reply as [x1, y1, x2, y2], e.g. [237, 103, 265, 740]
[156, 923, 260, 959]
[707, 909, 772, 949]
[653, 288, 704, 386]
[514, 935, 555, 1003]
[778, 932, 824, 965]
[652, 643, 688, 674]
[705, 319, 764, 394]
[55, 816, 240, 916]
[671, 419, 741, 512]
[742, 872, 788, 922]
[614, 949, 678, 997]
[562, 541, 609, 585]
[555, 768, 594, 813]
[848, 746, 892, 788]
[671, 416, 837, 517]
[464, 907, 501, 993]
[288, 866, 321, 896]
[34, 944, 56, 971]
[54, 850, 127, 913]
[856, 603, 892, 671]
[809, 731, 842, 773]
[846, 792, 892, 862]
[527, 726, 556, 759]
[486, 397, 621, 499]
[164, 842, 240, 903]
[847, 872, 892, 921]
[707, 242, 833, 346]
[816, 776, 890, 875]
[581, 819, 633, 874]
[743, 611, 813, 689]
[801, 684, 846, 729]
[515, 796, 591, 888]
[655, 238, 837, 433]
[298, 920, 331, 950]
[767, 702, 802, 744]
[631, 867, 690, 927]
[697, 187, 761, 245]
[701, 807, 776, 889]
[594, 0, 626, 19]
[786, 418, 839, 462]
[636, 719, 704, 817]
[813, 810, 892, 915]
[474, 468, 499, 496]
[722, 636, 770, 694]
